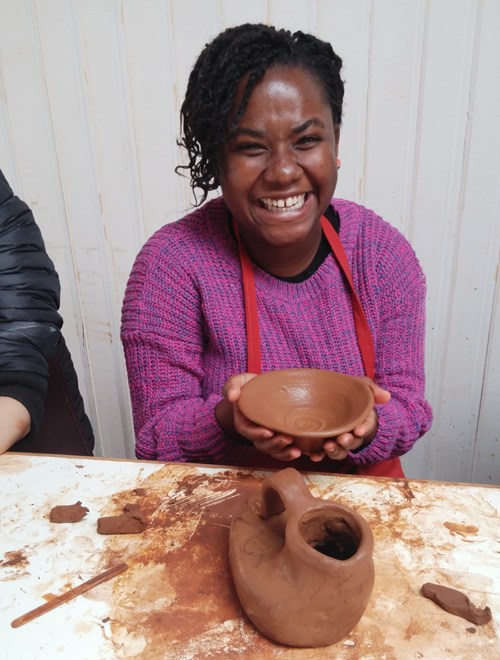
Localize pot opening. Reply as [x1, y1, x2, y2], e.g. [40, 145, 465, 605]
[299, 514, 360, 560]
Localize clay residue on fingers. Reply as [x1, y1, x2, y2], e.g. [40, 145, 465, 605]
[421, 582, 492, 625]
[49, 501, 89, 523]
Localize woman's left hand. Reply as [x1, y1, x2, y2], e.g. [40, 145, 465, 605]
[308, 379, 391, 462]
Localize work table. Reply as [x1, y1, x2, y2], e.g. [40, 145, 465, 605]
[1, 453, 498, 658]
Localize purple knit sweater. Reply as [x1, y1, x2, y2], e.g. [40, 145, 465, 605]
[121, 197, 432, 469]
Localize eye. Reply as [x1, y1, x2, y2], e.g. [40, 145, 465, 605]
[234, 142, 266, 155]
[295, 135, 321, 149]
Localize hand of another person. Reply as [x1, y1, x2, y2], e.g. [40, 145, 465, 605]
[0, 396, 31, 453]
[217, 373, 302, 461]
[320, 379, 391, 462]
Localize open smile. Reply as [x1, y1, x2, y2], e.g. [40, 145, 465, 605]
[259, 193, 308, 212]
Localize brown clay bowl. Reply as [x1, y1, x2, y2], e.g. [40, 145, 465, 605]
[238, 368, 374, 454]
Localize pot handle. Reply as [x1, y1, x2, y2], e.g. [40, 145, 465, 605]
[260, 468, 314, 519]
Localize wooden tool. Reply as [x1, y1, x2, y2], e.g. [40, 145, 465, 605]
[11, 562, 128, 628]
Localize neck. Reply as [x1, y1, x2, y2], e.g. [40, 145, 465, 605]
[238, 226, 323, 278]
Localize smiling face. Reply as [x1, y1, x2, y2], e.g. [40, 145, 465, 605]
[220, 65, 339, 275]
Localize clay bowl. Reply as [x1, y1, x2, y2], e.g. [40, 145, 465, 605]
[238, 368, 374, 454]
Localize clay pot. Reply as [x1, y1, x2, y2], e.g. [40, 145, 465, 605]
[238, 368, 374, 453]
[229, 467, 374, 647]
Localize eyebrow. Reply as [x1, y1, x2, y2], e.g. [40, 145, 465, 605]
[229, 118, 326, 139]
[292, 118, 326, 134]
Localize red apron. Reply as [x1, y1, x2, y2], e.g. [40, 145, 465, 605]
[233, 215, 405, 479]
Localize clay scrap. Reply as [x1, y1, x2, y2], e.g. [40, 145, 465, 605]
[97, 503, 148, 535]
[1, 549, 28, 567]
[49, 501, 89, 523]
[421, 583, 492, 625]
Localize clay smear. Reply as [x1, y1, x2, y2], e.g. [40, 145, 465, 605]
[49, 501, 89, 523]
[421, 583, 492, 625]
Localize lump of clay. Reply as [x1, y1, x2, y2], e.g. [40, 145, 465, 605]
[421, 583, 492, 625]
[97, 503, 148, 535]
[49, 501, 89, 523]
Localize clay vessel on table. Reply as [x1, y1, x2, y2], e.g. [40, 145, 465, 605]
[238, 368, 374, 454]
[229, 467, 374, 647]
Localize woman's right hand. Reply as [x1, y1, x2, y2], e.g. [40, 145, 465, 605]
[216, 373, 302, 461]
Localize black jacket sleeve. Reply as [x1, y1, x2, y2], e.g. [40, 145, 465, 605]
[0, 168, 63, 439]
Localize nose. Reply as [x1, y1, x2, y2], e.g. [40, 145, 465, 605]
[263, 149, 301, 186]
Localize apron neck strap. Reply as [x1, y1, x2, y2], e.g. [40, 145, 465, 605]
[233, 220, 262, 374]
[319, 215, 375, 379]
[233, 215, 375, 379]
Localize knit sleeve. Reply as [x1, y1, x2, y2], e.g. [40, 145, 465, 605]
[121, 226, 244, 464]
[347, 215, 433, 466]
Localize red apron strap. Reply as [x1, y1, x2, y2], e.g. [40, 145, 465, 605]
[233, 220, 262, 374]
[320, 216, 375, 379]
[320, 217, 404, 478]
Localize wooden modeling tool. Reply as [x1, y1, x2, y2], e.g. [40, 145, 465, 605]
[11, 562, 128, 628]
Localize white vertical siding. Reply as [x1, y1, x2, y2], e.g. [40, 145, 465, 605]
[0, 0, 498, 483]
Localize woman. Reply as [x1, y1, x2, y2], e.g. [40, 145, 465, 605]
[121, 24, 432, 476]
[0, 168, 94, 455]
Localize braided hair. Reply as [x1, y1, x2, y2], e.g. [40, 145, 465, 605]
[177, 24, 344, 205]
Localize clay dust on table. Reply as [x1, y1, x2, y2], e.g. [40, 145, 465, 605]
[96, 468, 289, 658]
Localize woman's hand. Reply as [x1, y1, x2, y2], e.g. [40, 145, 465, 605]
[321, 379, 391, 461]
[0, 396, 31, 453]
[216, 374, 390, 463]
[216, 373, 302, 461]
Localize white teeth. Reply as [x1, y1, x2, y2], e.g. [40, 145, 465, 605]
[260, 194, 306, 212]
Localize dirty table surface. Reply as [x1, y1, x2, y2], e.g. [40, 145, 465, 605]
[1, 453, 498, 659]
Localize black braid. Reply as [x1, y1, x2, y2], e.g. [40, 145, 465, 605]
[176, 24, 344, 205]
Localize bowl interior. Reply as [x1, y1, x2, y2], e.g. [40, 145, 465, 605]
[238, 369, 373, 438]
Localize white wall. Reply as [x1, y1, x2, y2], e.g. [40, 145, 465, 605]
[1, 0, 498, 484]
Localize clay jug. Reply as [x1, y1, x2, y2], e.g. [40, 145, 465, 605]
[229, 467, 374, 647]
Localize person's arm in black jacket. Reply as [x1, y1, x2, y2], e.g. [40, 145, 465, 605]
[0, 168, 63, 452]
